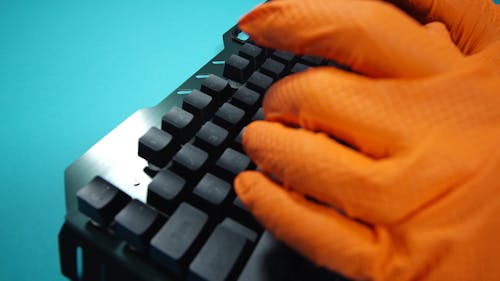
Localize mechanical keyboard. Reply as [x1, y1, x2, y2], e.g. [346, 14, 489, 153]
[58, 23, 349, 281]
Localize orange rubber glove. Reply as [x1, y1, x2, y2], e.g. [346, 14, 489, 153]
[234, 0, 500, 280]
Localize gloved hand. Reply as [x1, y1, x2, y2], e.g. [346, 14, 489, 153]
[234, 0, 500, 280]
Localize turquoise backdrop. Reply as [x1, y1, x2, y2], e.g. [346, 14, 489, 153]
[0, 1, 262, 280]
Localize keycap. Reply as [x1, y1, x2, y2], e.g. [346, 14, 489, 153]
[138, 127, 177, 168]
[113, 199, 165, 253]
[214, 148, 253, 181]
[232, 196, 259, 230]
[182, 89, 216, 122]
[172, 144, 209, 180]
[251, 108, 264, 121]
[290, 63, 309, 74]
[194, 122, 229, 157]
[230, 86, 260, 112]
[271, 50, 295, 67]
[213, 103, 245, 131]
[260, 58, 286, 79]
[246, 71, 273, 94]
[232, 128, 244, 152]
[236, 232, 295, 281]
[220, 218, 257, 243]
[237, 231, 347, 281]
[188, 224, 251, 281]
[299, 55, 324, 66]
[150, 203, 208, 277]
[223, 54, 252, 83]
[161, 106, 197, 143]
[148, 170, 187, 214]
[192, 173, 232, 210]
[76, 176, 130, 227]
[201, 74, 233, 105]
[239, 43, 265, 68]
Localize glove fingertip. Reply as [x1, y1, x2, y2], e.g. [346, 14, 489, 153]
[237, 3, 272, 37]
[234, 168, 259, 207]
[238, 1, 293, 47]
[241, 120, 266, 154]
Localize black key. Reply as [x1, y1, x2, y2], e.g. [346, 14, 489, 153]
[162, 106, 197, 143]
[271, 50, 295, 67]
[236, 232, 295, 281]
[113, 199, 165, 253]
[182, 89, 216, 122]
[215, 148, 253, 181]
[150, 203, 208, 277]
[76, 176, 130, 227]
[230, 86, 260, 112]
[194, 122, 229, 157]
[239, 43, 265, 68]
[232, 196, 259, 230]
[233, 197, 250, 216]
[260, 58, 286, 80]
[251, 108, 264, 121]
[188, 224, 251, 281]
[237, 232, 347, 281]
[147, 169, 187, 214]
[223, 54, 252, 83]
[172, 144, 209, 180]
[138, 127, 178, 168]
[299, 55, 324, 66]
[213, 103, 245, 131]
[290, 63, 309, 74]
[201, 74, 233, 105]
[262, 46, 274, 57]
[246, 71, 273, 94]
[192, 173, 232, 210]
[232, 128, 244, 152]
[220, 218, 258, 243]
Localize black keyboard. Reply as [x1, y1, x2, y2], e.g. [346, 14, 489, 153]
[58, 24, 349, 281]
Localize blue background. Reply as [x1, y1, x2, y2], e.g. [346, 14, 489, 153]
[0, 1, 261, 280]
[0, 1, 498, 280]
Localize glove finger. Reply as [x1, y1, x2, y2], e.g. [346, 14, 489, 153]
[234, 170, 391, 280]
[390, 0, 500, 54]
[239, 0, 462, 78]
[263, 67, 407, 158]
[424, 22, 451, 41]
[242, 121, 406, 223]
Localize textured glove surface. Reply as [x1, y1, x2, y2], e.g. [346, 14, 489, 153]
[234, 0, 500, 280]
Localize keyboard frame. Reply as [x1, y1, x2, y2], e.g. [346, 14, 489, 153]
[59, 25, 248, 281]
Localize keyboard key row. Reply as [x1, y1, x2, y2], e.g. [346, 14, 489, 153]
[139, 103, 256, 170]
[147, 147, 251, 208]
[77, 176, 260, 280]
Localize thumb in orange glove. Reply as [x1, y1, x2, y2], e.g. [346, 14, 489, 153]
[234, 0, 500, 280]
